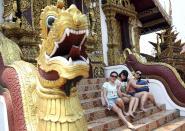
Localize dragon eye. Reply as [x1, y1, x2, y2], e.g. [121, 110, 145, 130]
[46, 16, 56, 28]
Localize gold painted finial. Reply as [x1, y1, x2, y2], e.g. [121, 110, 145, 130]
[57, 0, 64, 9]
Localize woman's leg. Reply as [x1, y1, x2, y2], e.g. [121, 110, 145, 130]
[133, 97, 139, 113]
[122, 96, 130, 104]
[116, 98, 129, 116]
[127, 97, 135, 117]
[111, 103, 135, 129]
[135, 92, 147, 112]
[147, 92, 161, 110]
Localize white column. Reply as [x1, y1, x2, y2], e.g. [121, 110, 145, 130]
[99, 0, 108, 66]
[0, 96, 9, 131]
[0, 0, 4, 23]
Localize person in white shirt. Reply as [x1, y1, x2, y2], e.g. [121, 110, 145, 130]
[102, 71, 135, 129]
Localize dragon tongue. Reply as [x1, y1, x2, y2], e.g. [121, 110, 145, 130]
[67, 45, 81, 60]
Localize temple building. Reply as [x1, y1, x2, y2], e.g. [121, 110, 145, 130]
[0, 0, 172, 78]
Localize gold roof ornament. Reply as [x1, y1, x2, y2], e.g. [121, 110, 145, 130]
[57, 0, 65, 9]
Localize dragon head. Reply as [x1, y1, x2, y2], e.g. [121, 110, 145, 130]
[37, 2, 89, 95]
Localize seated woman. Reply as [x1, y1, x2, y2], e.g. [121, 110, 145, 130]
[118, 70, 156, 112]
[135, 71, 149, 93]
[133, 70, 160, 111]
[117, 70, 139, 118]
[103, 71, 134, 129]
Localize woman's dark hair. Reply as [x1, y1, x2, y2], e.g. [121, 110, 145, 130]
[110, 71, 118, 76]
[119, 70, 128, 82]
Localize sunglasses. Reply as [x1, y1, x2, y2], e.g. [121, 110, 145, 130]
[111, 75, 118, 78]
[136, 73, 141, 76]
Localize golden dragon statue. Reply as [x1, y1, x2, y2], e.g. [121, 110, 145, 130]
[0, 1, 89, 131]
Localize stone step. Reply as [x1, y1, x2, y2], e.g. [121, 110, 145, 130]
[84, 107, 113, 122]
[77, 84, 103, 92]
[78, 78, 108, 86]
[84, 103, 158, 123]
[110, 110, 179, 131]
[154, 117, 185, 131]
[81, 97, 102, 110]
[80, 95, 154, 110]
[88, 104, 166, 131]
[79, 90, 101, 100]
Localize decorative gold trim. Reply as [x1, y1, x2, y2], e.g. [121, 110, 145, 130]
[143, 18, 165, 28]
[36, 84, 78, 99]
[138, 7, 159, 19]
[102, 0, 137, 17]
[3, 0, 14, 18]
[102, 0, 137, 65]
[9, 60, 38, 130]
[38, 73, 67, 88]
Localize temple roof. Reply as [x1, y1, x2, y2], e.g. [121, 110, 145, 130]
[132, 0, 172, 34]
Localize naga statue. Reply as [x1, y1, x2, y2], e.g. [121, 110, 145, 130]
[124, 48, 185, 108]
[0, 1, 89, 131]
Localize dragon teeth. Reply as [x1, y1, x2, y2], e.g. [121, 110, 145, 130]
[66, 28, 70, 36]
[45, 52, 50, 60]
[69, 57, 72, 65]
[86, 29, 89, 36]
[47, 28, 89, 65]
[86, 58, 89, 64]
[45, 52, 89, 66]
[49, 42, 59, 57]
[54, 42, 59, 48]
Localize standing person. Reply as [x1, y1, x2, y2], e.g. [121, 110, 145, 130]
[103, 71, 134, 129]
[117, 70, 139, 118]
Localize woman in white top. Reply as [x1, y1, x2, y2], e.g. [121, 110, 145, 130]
[103, 71, 134, 129]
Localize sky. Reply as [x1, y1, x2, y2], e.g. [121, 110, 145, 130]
[140, 0, 185, 55]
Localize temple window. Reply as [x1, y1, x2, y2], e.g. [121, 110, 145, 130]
[116, 14, 131, 51]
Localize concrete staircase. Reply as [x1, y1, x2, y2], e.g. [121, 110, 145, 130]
[77, 78, 185, 131]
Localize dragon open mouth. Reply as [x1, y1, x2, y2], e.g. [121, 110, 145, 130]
[45, 28, 89, 65]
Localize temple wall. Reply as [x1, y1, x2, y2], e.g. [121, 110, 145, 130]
[104, 65, 133, 78]
[0, 96, 9, 131]
[99, 0, 108, 66]
[0, 0, 4, 23]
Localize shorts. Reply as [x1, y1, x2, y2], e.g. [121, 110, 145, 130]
[128, 92, 136, 97]
[135, 87, 149, 93]
[108, 98, 117, 105]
